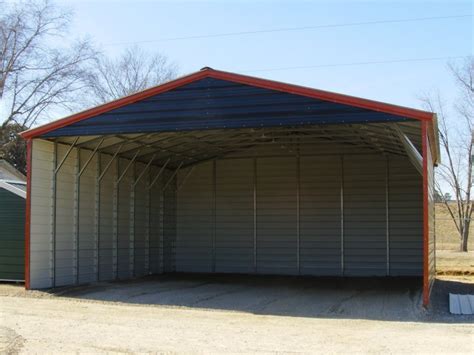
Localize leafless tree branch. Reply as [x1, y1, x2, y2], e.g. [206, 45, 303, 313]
[86, 45, 178, 104]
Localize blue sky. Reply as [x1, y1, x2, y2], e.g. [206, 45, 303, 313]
[59, 0, 473, 110]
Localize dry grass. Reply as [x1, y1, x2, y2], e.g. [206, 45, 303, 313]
[435, 202, 473, 274]
[435, 202, 473, 251]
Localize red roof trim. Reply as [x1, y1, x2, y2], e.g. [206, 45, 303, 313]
[20, 68, 433, 139]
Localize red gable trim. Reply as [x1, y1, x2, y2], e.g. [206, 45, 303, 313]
[20, 68, 433, 140]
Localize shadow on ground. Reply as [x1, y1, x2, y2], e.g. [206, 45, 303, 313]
[48, 273, 473, 323]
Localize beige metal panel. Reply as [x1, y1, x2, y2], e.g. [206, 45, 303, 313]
[163, 169, 176, 272]
[134, 161, 149, 276]
[98, 153, 116, 280]
[29, 139, 54, 289]
[300, 156, 342, 275]
[54, 144, 77, 286]
[149, 165, 162, 273]
[117, 157, 132, 279]
[77, 149, 97, 283]
[388, 156, 423, 276]
[256, 157, 298, 275]
[215, 159, 254, 273]
[176, 162, 213, 272]
[343, 155, 387, 276]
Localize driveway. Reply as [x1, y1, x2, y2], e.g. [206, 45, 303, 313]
[0, 274, 473, 353]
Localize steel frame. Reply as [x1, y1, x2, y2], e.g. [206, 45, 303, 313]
[48, 123, 418, 171]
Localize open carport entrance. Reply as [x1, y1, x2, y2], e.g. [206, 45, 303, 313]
[21, 68, 438, 305]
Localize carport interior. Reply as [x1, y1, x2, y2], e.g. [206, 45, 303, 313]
[30, 121, 423, 288]
[25, 70, 434, 290]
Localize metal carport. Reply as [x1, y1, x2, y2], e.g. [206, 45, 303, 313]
[20, 68, 439, 306]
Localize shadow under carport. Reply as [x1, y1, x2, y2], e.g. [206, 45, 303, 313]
[53, 273, 473, 323]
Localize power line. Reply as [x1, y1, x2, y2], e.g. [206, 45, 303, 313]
[104, 14, 472, 46]
[239, 56, 469, 73]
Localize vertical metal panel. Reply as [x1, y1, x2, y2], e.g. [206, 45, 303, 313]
[385, 157, 390, 275]
[95, 154, 100, 281]
[98, 152, 117, 281]
[253, 158, 257, 271]
[149, 165, 162, 274]
[388, 156, 423, 276]
[175, 162, 213, 272]
[112, 159, 120, 279]
[212, 160, 216, 272]
[51, 142, 57, 286]
[117, 157, 132, 278]
[163, 170, 177, 273]
[29, 139, 55, 289]
[299, 156, 342, 276]
[0, 188, 25, 281]
[215, 159, 254, 274]
[296, 155, 300, 274]
[159, 190, 165, 272]
[256, 157, 297, 275]
[77, 149, 97, 284]
[74, 149, 80, 284]
[54, 145, 77, 286]
[343, 155, 386, 276]
[133, 162, 149, 277]
[129, 165, 135, 276]
[341, 156, 345, 275]
[146, 169, 151, 274]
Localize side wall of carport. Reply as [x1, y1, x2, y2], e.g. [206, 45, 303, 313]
[174, 143, 424, 277]
[28, 139, 176, 289]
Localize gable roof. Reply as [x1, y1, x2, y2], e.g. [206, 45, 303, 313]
[21, 68, 434, 138]
[20, 68, 438, 162]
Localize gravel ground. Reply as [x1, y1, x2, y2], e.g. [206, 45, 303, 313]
[0, 275, 473, 354]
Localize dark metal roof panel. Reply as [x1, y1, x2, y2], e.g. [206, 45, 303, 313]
[42, 78, 409, 137]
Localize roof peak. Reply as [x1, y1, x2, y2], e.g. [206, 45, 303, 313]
[21, 68, 434, 140]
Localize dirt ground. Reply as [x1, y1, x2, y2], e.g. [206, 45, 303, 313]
[1, 274, 473, 354]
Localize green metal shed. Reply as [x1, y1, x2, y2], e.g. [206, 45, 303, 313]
[0, 179, 26, 281]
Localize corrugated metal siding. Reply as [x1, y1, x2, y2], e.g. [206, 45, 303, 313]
[117, 157, 132, 279]
[176, 163, 214, 272]
[215, 159, 254, 273]
[163, 170, 176, 273]
[30, 139, 54, 288]
[98, 154, 116, 280]
[42, 78, 408, 138]
[133, 162, 149, 277]
[300, 156, 342, 276]
[427, 139, 436, 282]
[55, 145, 77, 286]
[256, 157, 297, 274]
[29, 138, 425, 289]
[0, 188, 25, 280]
[389, 157, 423, 276]
[78, 149, 97, 283]
[174, 148, 423, 278]
[149, 166, 162, 274]
[344, 155, 387, 276]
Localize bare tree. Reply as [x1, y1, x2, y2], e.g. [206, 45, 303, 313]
[0, 0, 97, 173]
[0, 0, 97, 129]
[87, 46, 178, 104]
[422, 57, 473, 252]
